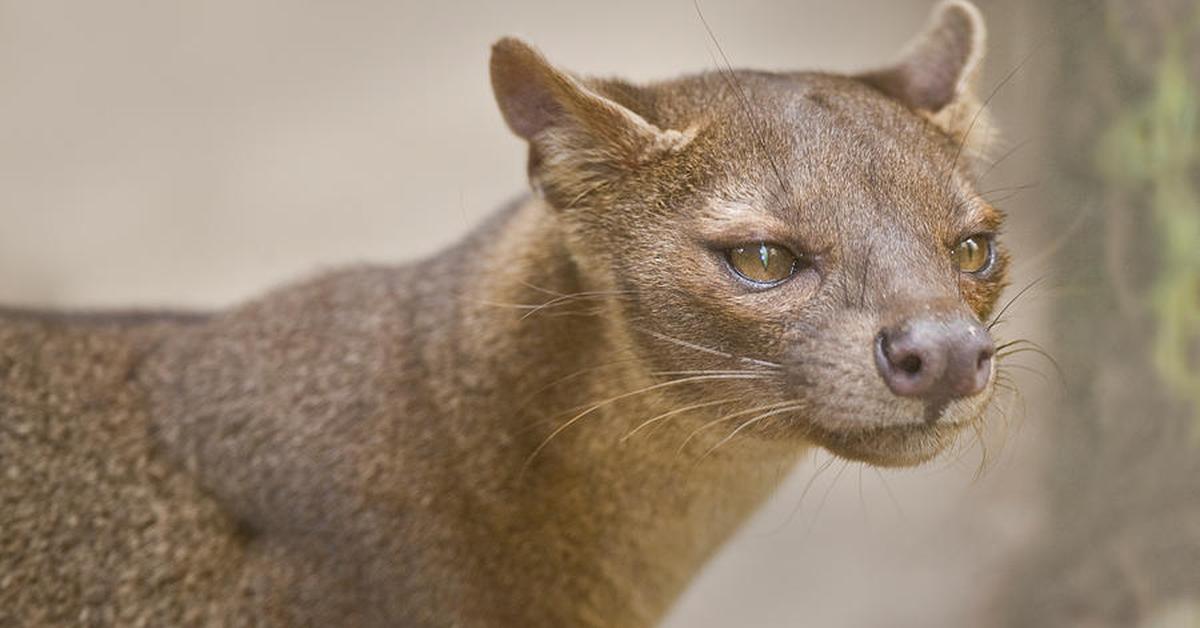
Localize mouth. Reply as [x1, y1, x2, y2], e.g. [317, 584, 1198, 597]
[786, 391, 992, 467]
[806, 420, 970, 467]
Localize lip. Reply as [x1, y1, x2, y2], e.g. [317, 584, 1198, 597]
[798, 413, 976, 467]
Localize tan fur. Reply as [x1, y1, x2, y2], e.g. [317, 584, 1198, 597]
[0, 2, 1007, 626]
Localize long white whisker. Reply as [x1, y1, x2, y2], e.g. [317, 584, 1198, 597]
[633, 326, 782, 369]
[522, 373, 766, 473]
[517, 279, 567, 298]
[620, 397, 738, 443]
[698, 404, 803, 461]
[519, 290, 631, 321]
[676, 401, 798, 454]
[650, 369, 773, 377]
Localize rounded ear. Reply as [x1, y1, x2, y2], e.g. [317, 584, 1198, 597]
[859, 0, 992, 149]
[490, 37, 673, 147]
[489, 37, 694, 207]
[490, 37, 584, 142]
[861, 0, 986, 113]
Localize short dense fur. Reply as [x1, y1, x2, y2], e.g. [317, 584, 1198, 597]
[1, 2, 1008, 626]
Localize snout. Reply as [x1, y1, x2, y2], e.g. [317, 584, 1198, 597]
[874, 312, 994, 402]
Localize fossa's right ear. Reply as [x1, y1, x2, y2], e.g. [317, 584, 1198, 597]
[490, 37, 693, 206]
[859, 1, 993, 153]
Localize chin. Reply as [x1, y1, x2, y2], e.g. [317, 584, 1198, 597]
[815, 422, 968, 467]
[791, 391, 993, 468]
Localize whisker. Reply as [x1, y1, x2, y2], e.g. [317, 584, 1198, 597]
[620, 397, 738, 443]
[977, 137, 1031, 183]
[971, 421, 990, 482]
[512, 353, 643, 419]
[948, 181, 1041, 215]
[650, 369, 773, 377]
[941, 420, 985, 471]
[540, 307, 609, 319]
[693, 0, 795, 205]
[471, 299, 549, 310]
[943, 46, 1035, 194]
[516, 279, 566, 298]
[519, 290, 631, 321]
[996, 338, 1054, 359]
[676, 401, 799, 454]
[872, 467, 906, 522]
[988, 275, 1048, 330]
[989, 381, 1025, 465]
[761, 454, 838, 536]
[633, 325, 782, 369]
[996, 337, 1040, 352]
[696, 404, 803, 461]
[801, 460, 851, 542]
[996, 362, 1050, 383]
[994, 372, 1023, 402]
[522, 373, 766, 473]
[471, 292, 620, 312]
[997, 344, 1066, 385]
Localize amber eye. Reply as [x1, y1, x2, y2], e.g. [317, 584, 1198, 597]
[726, 243, 800, 286]
[953, 235, 994, 274]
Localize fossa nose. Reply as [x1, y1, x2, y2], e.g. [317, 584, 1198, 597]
[874, 309, 994, 404]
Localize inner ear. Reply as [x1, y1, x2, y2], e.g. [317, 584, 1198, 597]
[859, 0, 987, 115]
[489, 38, 587, 142]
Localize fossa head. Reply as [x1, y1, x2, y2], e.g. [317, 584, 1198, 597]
[490, 0, 1008, 466]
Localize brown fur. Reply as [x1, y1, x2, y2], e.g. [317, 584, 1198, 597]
[1, 2, 1008, 626]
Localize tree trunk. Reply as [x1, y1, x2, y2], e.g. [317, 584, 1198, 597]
[994, 1, 1200, 626]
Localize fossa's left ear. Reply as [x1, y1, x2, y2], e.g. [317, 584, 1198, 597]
[860, 0, 992, 152]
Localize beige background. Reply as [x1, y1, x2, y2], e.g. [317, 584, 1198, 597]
[0, 1, 1055, 625]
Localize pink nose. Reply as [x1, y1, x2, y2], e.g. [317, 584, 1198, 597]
[874, 314, 994, 401]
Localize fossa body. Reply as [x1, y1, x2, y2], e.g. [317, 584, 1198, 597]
[1, 2, 1009, 626]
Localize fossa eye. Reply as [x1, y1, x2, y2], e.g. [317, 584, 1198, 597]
[726, 242, 800, 286]
[953, 235, 994, 274]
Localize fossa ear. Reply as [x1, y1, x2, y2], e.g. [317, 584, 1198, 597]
[860, 1, 993, 153]
[490, 37, 693, 206]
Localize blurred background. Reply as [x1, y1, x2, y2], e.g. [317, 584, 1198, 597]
[0, 1, 1195, 626]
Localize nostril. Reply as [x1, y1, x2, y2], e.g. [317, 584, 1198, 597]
[897, 353, 923, 375]
[877, 329, 931, 384]
[977, 347, 994, 370]
[880, 332, 924, 376]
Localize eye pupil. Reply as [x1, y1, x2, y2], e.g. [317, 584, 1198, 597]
[759, 243, 770, 271]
